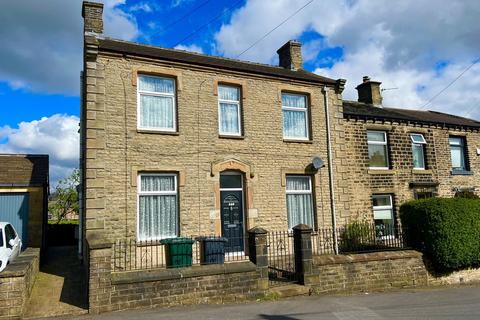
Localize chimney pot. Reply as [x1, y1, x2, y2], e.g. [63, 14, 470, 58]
[276, 40, 303, 71]
[356, 76, 383, 107]
[82, 1, 104, 35]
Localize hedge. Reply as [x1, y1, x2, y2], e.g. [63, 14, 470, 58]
[400, 197, 480, 272]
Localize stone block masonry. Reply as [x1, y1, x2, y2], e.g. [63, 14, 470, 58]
[0, 248, 40, 320]
[88, 243, 268, 314]
[310, 250, 428, 294]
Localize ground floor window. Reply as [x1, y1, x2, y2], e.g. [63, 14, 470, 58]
[372, 194, 394, 237]
[415, 191, 434, 200]
[138, 174, 178, 240]
[286, 176, 314, 229]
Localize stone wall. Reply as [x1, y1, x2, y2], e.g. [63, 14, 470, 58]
[0, 248, 40, 319]
[310, 250, 428, 294]
[341, 119, 480, 223]
[88, 245, 268, 314]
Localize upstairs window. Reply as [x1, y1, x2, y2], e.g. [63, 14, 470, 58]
[282, 93, 309, 140]
[367, 131, 389, 169]
[138, 174, 178, 240]
[218, 85, 241, 136]
[138, 75, 176, 131]
[449, 136, 468, 172]
[285, 176, 314, 229]
[411, 133, 427, 169]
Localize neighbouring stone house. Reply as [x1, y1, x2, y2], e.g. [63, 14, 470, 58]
[0, 154, 49, 249]
[341, 77, 480, 233]
[80, 0, 480, 313]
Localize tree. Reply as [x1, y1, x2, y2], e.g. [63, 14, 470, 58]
[49, 169, 80, 223]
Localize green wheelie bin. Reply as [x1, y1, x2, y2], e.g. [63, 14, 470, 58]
[160, 237, 195, 268]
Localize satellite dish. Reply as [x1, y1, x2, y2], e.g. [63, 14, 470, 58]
[312, 156, 324, 169]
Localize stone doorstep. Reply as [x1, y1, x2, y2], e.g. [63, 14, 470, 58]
[268, 284, 312, 298]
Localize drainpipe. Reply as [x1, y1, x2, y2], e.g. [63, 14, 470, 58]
[323, 86, 339, 255]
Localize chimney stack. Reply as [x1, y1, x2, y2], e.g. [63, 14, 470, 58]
[356, 76, 383, 107]
[82, 1, 104, 35]
[277, 40, 303, 71]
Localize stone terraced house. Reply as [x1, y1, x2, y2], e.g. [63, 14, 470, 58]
[79, 0, 480, 258]
[79, 1, 480, 312]
[340, 77, 480, 234]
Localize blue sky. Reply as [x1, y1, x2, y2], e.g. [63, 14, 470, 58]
[0, 0, 479, 186]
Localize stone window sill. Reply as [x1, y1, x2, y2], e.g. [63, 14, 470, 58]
[219, 135, 245, 140]
[283, 139, 313, 144]
[451, 170, 473, 176]
[368, 169, 396, 175]
[412, 169, 433, 174]
[137, 129, 180, 136]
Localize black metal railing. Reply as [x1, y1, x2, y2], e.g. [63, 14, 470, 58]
[267, 231, 297, 285]
[113, 234, 248, 272]
[312, 224, 409, 255]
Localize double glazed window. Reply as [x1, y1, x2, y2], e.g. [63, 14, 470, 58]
[218, 85, 242, 136]
[367, 131, 389, 169]
[449, 136, 468, 172]
[411, 134, 427, 169]
[372, 195, 394, 237]
[285, 176, 314, 229]
[138, 174, 178, 240]
[138, 75, 176, 131]
[282, 93, 309, 140]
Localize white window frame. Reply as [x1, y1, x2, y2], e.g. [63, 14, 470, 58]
[411, 134, 427, 170]
[449, 136, 467, 171]
[285, 175, 314, 230]
[218, 85, 242, 136]
[282, 93, 310, 140]
[367, 130, 390, 170]
[372, 194, 395, 239]
[137, 173, 178, 241]
[137, 75, 177, 132]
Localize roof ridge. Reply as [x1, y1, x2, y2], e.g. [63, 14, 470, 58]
[427, 110, 480, 122]
[98, 37, 334, 82]
[102, 36, 286, 71]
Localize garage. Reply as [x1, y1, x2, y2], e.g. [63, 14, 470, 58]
[0, 193, 30, 248]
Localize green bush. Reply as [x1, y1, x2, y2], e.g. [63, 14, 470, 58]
[400, 197, 480, 272]
[454, 190, 479, 199]
[339, 221, 375, 253]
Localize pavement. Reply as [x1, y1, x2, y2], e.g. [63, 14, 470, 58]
[25, 246, 88, 319]
[52, 285, 480, 320]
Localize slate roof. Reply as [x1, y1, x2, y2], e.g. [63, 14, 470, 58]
[97, 38, 337, 85]
[343, 101, 480, 129]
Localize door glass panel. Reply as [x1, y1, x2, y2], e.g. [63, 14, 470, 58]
[220, 174, 242, 189]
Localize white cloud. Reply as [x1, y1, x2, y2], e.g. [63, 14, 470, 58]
[174, 44, 204, 54]
[171, 0, 194, 8]
[0, 114, 79, 187]
[128, 2, 153, 13]
[214, 0, 480, 120]
[0, 0, 139, 95]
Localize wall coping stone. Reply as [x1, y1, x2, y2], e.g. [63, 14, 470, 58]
[313, 250, 422, 266]
[111, 261, 257, 285]
[86, 231, 112, 249]
[0, 248, 40, 278]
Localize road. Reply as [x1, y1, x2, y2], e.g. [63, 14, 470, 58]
[64, 285, 480, 320]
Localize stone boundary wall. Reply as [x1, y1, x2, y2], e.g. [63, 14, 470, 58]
[88, 246, 268, 314]
[0, 248, 40, 319]
[310, 250, 428, 294]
